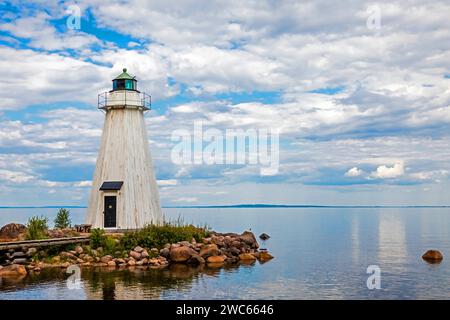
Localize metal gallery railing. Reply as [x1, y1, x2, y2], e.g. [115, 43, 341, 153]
[98, 91, 151, 111]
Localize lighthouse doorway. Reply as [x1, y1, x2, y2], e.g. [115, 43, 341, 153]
[104, 196, 117, 228]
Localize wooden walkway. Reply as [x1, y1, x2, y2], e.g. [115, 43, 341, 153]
[0, 236, 90, 251]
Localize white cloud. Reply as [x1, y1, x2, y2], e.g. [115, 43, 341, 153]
[345, 167, 363, 177]
[74, 181, 93, 187]
[157, 179, 178, 186]
[172, 197, 198, 203]
[370, 162, 405, 179]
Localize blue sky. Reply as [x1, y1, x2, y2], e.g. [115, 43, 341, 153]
[0, 0, 449, 206]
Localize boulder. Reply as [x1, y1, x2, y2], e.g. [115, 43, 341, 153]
[239, 253, 257, 261]
[129, 251, 142, 260]
[187, 254, 205, 265]
[422, 250, 443, 263]
[115, 258, 126, 265]
[259, 233, 270, 240]
[26, 248, 37, 256]
[100, 255, 113, 263]
[75, 246, 83, 255]
[258, 252, 274, 261]
[136, 260, 144, 266]
[170, 246, 195, 262]
[107, 260, 116, 267]
[127, 259, 136, 266]
[207, 255, 225, 263]
[199, 244, 220, 258]
[141, 250, 150, 259]
[239, 231, 259, 249]
[60, 252, 77, 260]
[160, 248, 170, 258]
[0, 264, 27, 277]
[133, 246, 144, 253]
[0, 223, 27, 239]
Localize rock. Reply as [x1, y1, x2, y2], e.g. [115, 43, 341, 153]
[91, 249, 98, 257]
[207, 255, 225, 263]
[227, 247, 241, 256]
[203, 237, 212, 244]
[230, 240, 242, 249]
[149, 258, 159, 265]
[0, 264, 27, 277]
[115, 258, 126, 265]
[258, 252, 274, 261]
[199, 244, 220, 258]
[187, 254, 205, 265]
[129, 251, 142, 260]
[160, 248, 170, 258]
[141, 258, 149, 265]
[34, 267, 41, 272]
[84, 256, 94, 262]
[0, 223, 27, 239]
[60, 251, 77, 260]
[93, 262, 108, 267]
[239, 231, 259, 249]
[422, 250, 443, 263]
[75, 246, 83, 255]
[26, 247, 37, 256]
[259, 233, 270, 240]
[239, 253, 257, 261]
[133, 246, 144, 253]
[12, 258, 28, 265]
[170, 246, 195, 262]
[76, 258, 84, 264]
[128, 259, 136, 266]
[61, 262, 70, 268]
[191, 237, 196, 244]
[151, 248, 159, 254]
[11, 251, 27, 258]
[226, 257, 239, 264]
[141, 250, 149, 259]
[100, 255, 113, 263]
[107, 260, 116, 267]
[135, 260, 144, 266]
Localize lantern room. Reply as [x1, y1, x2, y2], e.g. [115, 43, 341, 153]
[112, 68, 137, 91]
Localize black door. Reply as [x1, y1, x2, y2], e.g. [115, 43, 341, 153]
[104, 196, 116, 228]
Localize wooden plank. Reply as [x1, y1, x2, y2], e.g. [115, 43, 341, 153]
[0, 236, 90, 251]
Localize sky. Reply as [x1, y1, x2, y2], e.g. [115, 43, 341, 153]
[0, 0, 449, 206]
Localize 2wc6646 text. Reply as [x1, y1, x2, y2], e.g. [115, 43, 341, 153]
[176, 304, 274, 317]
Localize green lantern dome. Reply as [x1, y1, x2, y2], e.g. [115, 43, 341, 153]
[112, 68, 137, 91]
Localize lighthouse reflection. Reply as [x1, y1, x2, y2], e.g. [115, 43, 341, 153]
[83, 263, 242, 300]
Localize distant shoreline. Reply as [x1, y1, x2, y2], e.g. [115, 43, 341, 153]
[1, 204, 449, 209]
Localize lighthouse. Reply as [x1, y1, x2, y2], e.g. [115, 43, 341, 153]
[86, 68, 162, 229]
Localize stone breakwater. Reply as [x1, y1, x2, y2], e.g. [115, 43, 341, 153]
[0, 231, 273, 277]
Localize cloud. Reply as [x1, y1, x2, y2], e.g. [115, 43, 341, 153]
[370, 162, 405, 179]
[74, 180, 92, 187]
[345, 167, 363, 177]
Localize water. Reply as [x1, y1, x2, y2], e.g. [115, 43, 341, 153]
[1, 207, 450, 299]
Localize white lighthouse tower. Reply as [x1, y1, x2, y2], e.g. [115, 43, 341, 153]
[86, 68, 162, 229]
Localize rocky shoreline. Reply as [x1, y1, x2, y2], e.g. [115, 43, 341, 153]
[0, 230, 273, 277]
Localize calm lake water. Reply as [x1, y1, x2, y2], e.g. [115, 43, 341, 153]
[1, 207, 450, 300]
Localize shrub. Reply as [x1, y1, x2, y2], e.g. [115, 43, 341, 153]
[26, 215, 49, 240]
[90, 228, 106, 249]
[54, 208, 71, 229]
[120, 222, 210, 250]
